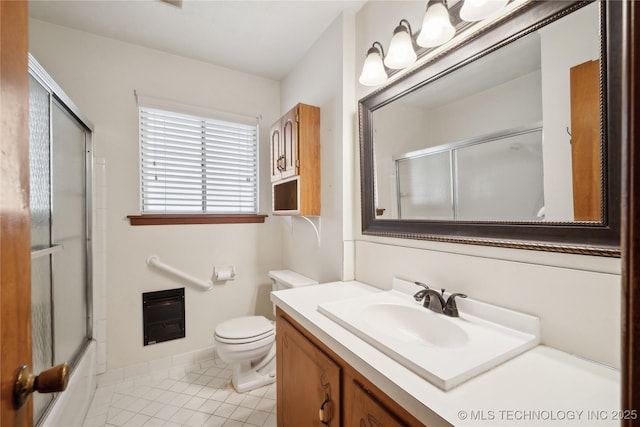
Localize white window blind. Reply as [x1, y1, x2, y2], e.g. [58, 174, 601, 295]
[139, 106, 258, 214]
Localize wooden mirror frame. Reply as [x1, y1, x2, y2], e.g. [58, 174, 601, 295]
[359, 0, 621, 257]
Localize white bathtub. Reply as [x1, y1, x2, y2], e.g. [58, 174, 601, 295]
[41, 340, 96, 427]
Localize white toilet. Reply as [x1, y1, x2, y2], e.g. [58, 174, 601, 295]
[213, 270, 318, 392]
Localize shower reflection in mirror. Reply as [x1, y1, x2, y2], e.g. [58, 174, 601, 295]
[389, 125, 543, 221]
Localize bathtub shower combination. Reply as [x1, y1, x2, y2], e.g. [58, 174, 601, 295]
[28, 55, 96, 426]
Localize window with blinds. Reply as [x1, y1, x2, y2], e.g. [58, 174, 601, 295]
[139, 106, 258, 214]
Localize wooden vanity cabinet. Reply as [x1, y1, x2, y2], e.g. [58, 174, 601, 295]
[270, 103, 320, 215]
[345, 376, 408, 427]
[276, 309, 426, 427]
[276, 311, 340, 426]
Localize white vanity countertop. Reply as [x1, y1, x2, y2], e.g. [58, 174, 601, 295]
[271, 281, 621, 427]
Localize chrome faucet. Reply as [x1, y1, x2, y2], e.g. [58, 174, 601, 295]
[413, 282, 467, 317]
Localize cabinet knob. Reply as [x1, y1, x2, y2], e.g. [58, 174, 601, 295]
[319, 393, 333, 425]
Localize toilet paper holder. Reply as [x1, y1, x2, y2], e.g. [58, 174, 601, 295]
[214, 265, 236, 282]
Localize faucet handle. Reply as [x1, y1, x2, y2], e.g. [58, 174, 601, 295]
[444, 293, 467, 317]
[447, 292, 467, 301]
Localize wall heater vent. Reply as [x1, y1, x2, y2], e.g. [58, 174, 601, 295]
[143, 288, 185, 345]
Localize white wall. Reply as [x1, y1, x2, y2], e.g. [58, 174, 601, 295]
[29, 19, 284, 370]
[278, 12, 357, 283]
[354, 1, 620, 368]
[427, 70, 542, 145]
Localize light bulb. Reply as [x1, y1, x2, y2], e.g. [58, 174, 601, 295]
[359, 45, 388, 86]
[460, 0, 509, 22]
[417, 1, 455, 48]
[384, 23, 417, 70]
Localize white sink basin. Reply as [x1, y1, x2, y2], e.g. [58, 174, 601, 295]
[360, 303, 469, 348]
[317, 279, 540, 390]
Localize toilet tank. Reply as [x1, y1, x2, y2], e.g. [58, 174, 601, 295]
[269, 270, 318, 290]
[269, 270, 317, 314]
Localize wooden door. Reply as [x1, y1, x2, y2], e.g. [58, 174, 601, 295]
[570, 59, 602, 221]
[1, 1, 33, 425]
[270, 121, 282, 182]
[277, 313, 340, 427]
[281, 107, 298, 180]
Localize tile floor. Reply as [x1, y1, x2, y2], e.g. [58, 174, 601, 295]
[83, 356, 276, 427]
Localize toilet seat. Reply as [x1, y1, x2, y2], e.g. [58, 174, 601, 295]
[215, 330, 274, 345]
[214, 316, 275, 344]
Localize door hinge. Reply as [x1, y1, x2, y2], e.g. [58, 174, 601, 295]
[296, 159, 300, 167]
[296, 114, 299, 123]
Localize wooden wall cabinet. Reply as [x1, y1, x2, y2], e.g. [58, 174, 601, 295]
[276, 309, 427, 427]
[270, 107, 297, 182]
[270, 103, 320, 216]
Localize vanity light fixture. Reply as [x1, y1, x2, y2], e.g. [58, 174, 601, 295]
[384, 20, 417, 69]
[359, 42, 389, 86]
[460, 0, 510, 22]
[358, 0, 511, 86]
[417, 0, 456, 48]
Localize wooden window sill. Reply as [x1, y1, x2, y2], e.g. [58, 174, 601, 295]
[127, 214, 268, 226]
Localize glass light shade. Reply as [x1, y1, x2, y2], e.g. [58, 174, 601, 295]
[460, 0, 509, 22]
[417, 1, 456, 48]
[384, 27, 417, 69]
[359, 47, 388, 86]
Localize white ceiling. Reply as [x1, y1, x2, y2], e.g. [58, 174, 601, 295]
[29, 0, 365, 81]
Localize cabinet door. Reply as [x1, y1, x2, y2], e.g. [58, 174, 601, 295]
[346, 378, 408, 427]
[270, 121, 282, 182]
[277, 316, 340, 427]
[281, 107, 298, 180]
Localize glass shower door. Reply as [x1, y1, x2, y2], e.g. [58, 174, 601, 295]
[28, 73, 92, 425]
[29, 74, 54, 424]
[51, 102, 90, 366]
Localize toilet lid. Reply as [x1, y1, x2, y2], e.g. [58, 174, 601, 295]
[215, 316, 274, 341]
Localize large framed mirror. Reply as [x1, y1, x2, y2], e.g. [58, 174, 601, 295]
[359, 0, 621, 256]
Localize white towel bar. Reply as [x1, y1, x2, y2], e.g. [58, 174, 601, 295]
[146, 255, 213, 291]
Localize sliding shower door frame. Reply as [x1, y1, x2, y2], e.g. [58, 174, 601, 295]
[28, 54, 94, 375]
